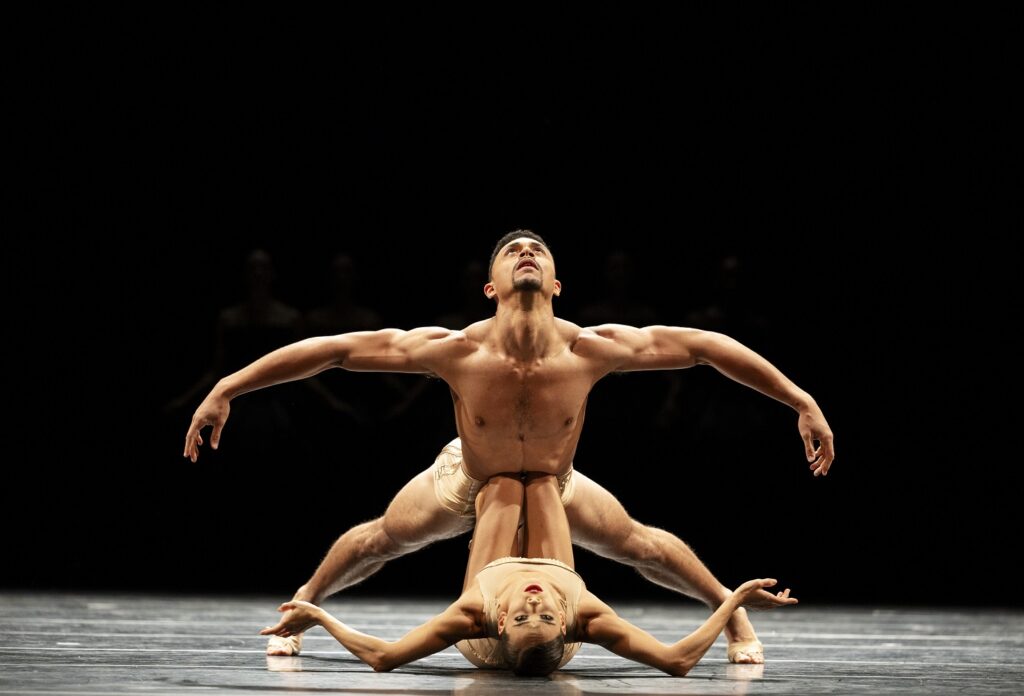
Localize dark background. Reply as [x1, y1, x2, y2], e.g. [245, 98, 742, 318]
[9, 7, 1013, 606]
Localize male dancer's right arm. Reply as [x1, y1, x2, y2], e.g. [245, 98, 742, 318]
[183, 328, 453, 461]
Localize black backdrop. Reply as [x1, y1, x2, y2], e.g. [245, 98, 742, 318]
[8, 7, 1013, 607]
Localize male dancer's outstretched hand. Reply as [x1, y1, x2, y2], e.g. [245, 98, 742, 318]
[183, 388, 231, 462]
[798, 401, 835, 477]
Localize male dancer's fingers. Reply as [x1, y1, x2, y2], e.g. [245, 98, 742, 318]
[815, 448, 833, 476]
[185, 419, 208, 462]
[193, 432, 203, 463]
[211, 423, 223, 450]
[820, 438, 835, 474]
[803, 434, 816, 462]
[811, 451, 825, 475]
[183, 424, 196, 458]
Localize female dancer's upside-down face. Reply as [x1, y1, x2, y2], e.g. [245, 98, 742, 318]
[496, 579, 567, 648]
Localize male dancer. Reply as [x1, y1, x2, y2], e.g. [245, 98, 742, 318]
[185, 230, 835, 663]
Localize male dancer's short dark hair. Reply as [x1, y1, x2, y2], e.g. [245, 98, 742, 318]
[489, 229, 551, 280]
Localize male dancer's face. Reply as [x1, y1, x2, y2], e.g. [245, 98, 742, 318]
[485, 238, 561, 301]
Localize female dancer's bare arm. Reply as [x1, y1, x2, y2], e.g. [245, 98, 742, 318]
[579, 579, 797, 676]
[522, 473, 574, 565]
[260, 476, 527, 671]
[462, 474, 526, 590]
[262, 596, 480, 671]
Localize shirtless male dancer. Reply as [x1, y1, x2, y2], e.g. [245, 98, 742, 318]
[184, 230, 836, 664]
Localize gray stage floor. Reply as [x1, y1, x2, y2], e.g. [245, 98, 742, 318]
[1, 593, 1021, 695]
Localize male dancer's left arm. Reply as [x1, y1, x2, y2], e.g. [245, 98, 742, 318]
[588, 324, 835, 475]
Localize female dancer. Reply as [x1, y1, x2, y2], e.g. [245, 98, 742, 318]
[260, 473, 796, 676]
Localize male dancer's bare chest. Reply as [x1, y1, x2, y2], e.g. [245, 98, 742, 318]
[450, 357, 592, 438]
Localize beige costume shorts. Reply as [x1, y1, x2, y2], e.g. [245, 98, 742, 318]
[431, 438, 576, 517]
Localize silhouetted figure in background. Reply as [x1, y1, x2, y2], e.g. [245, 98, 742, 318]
[682, 254, 771, 441]
[306, 254, 384, 335]
[685, 254, 766, 336]
[167, 249, 303, 462]
[578, 251, 658, 328]
[579, 251, 679, 431]
[386, 260, 495, 422]
[436, 260, 495, 330]
[303, 254, 387, 424]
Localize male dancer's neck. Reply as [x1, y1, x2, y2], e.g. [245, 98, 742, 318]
[493, 298, 559, 362]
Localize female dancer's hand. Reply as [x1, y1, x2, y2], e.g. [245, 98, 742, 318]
[260, 600, 325, 637]
[733, 579, 798, 609]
